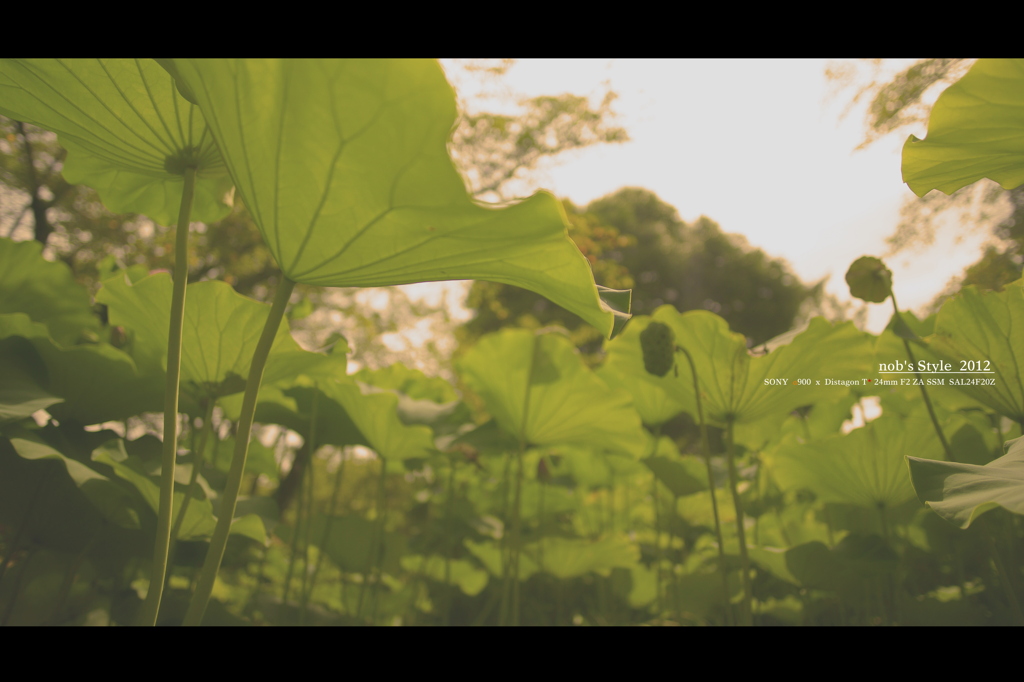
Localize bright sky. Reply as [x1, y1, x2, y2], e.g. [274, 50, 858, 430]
[438, 58, 1001, 334]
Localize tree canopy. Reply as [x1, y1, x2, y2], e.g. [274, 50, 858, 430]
[459, 188, 816, 358]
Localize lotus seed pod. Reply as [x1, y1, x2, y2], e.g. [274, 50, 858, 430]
[640, 321, 676, 377]
[845, 256, 893, 303]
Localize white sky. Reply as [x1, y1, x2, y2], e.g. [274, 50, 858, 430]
[436, 58, 1002, 334]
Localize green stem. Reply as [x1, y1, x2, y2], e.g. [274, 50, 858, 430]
[0, 473, 46, 587]
[369, 457, 389, 625]
[357, 456, 387, 622]
[281, 442, 308, 607]
[298, 444, 315, 623]
[510, 444, 525, 626]
[138, 166, 197, 627]
[651, 474, 663, 616]
[507, 335, 542, 626]
[183, 276, 295, 626]
[299, 389, 321, 625]
[725, 420, 753, 626]
[169, 397, 216, 553]
[305, 447, 347, 620]
[49, 526, 101, 625]
[669, 492, 680, 621]
[1, 547, 37, 626]
[677, 345, 730, 625]
[890, 294, 954, 462]
[443, 459, 457, 626]
[986, 524, 1024, 624]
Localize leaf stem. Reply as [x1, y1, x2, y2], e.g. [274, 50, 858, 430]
[443, 458, 457, 626]
[182, 275, 295, 626]
[986, 519, 1024, 624]
[889, 293, 954, 462]
[169, 397, 216, 551]
[677, 345, 731, 625]
[304, 446, 347, 620]
[138, 166, 196, 626]
[725, 420, 753, 626]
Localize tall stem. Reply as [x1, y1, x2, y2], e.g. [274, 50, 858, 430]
[443, 460, 457, 626]
[138, 166, 197, 626]
[304, 447, 346, 620]
[169, 398, 216, 552]
[890, 293, 954, 461]
[725, 420, 753, 626]
[509, 444, 525, 626]
[183, 276, 295, 625]
[299, 389, 320, 625]
[678, 345, 731, 625]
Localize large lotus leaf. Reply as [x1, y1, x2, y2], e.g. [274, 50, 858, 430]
[0, 437, 122, 558]
[524, 534, 640, 579]
[770, 413, 944, 509]
[903, 59, 1024, 197]
[169, 59, 626, 338]
[6, 431, 140, 529]
[464, 539, 539, 582]
[598, 317, 689, 427]
[547, 443, 616, 489]
[925, 280, 1024, 422]
[219, 380, 365, 450]
[359, 383, 465, 429]
[91, 440, 214, 540]
[400, 555, 489, 597]
[354, 363, 459, 403]
[319, 380, 435, 461]
[908, 436, 1024, 529]
[457, 329, 648, 457]
[205, 435, 279, 481]
[91, 439, 263, 542]
[0, 238, 99, 346]
[449, 418, 520, 458]
[734, 391, 859, 452]
[226, 377, 434, 459]
[97, 274, 346, 401]
[645, 437, 710, 498]
[291, 514, 407, 575]
[0, 59, 233, 225]
[0, 337, 62, 421]
[0, 313, 162, 424]
[641, 308, 872, 426]
[780, 535, 898, 592]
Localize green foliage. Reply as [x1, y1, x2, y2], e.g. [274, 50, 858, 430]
[457, 328, 648, 457]
[0, 59, 233, 225]
[97, 274, 346, 404]
[928, 280, 1024, 422]
[903, 59, 1024, 197]
[169, 59, 625, 339]
[3, 58, 1024, 626]
[0, 239, 99, 345]
[908, 436, 1024, 529]
[771, 413, 944, 508]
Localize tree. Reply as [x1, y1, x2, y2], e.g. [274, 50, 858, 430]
[459, 188, 817, 357]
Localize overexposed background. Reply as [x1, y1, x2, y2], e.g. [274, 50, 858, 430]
[431, 58, 1005, 335]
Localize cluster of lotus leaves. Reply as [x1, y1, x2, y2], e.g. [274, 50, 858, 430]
[0, 58, 628, 338]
